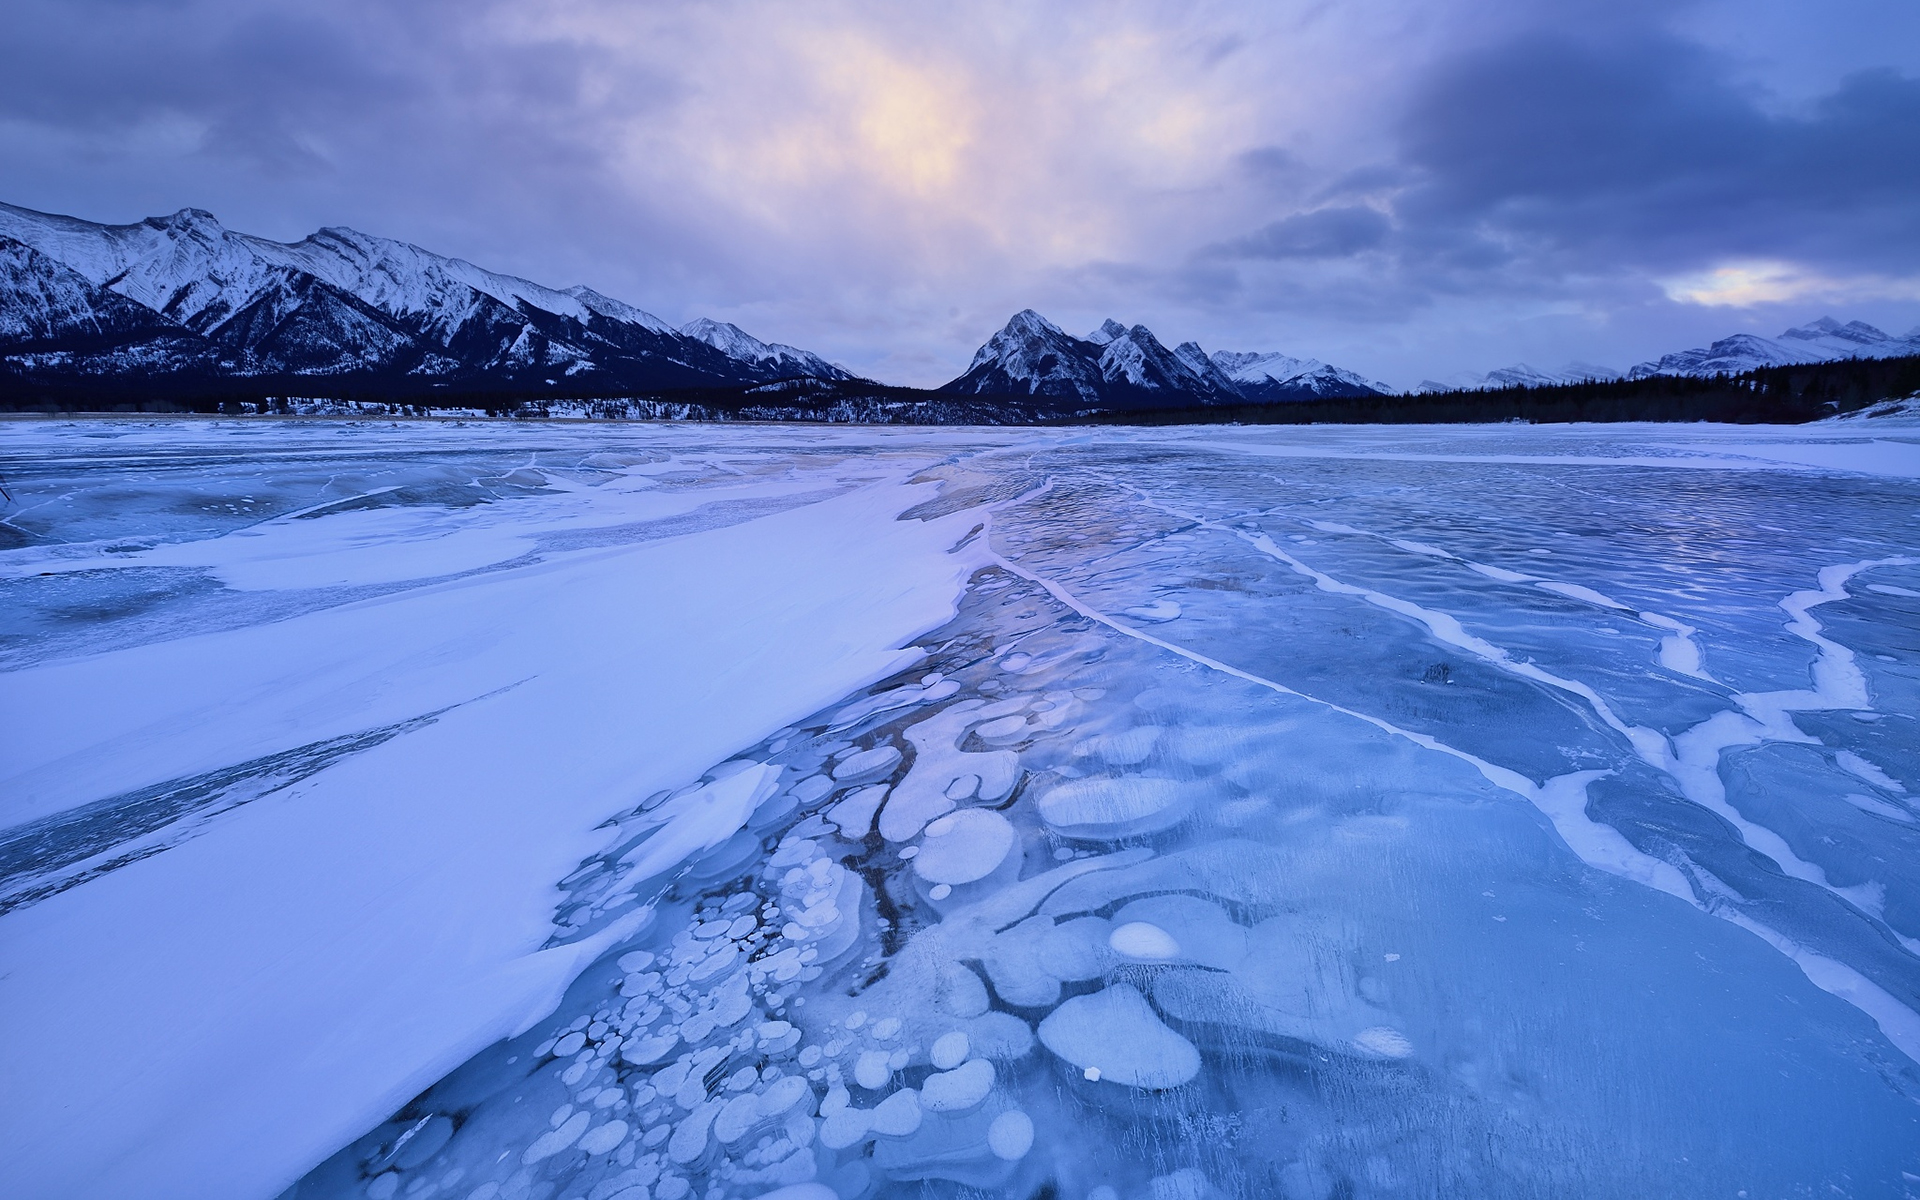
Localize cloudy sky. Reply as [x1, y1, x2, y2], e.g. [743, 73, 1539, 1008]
[5, 0, 1918, 388]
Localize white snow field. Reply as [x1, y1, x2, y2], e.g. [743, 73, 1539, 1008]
[1, 415, 1918, 1200]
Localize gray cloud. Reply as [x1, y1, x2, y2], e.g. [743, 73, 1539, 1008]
[1392, 32, 1920, 275]
[2, 0, 1918, 388]
[1207, 206, 1391, 260]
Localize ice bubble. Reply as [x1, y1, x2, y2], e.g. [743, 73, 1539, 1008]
[715, 1092, 761, 1143]
[1038, 984, 1200, 1089]
[1079, 726, 1162, 766]
[760, 1075, 812, 1116]
[552, 1031, 588, 1058]
[833, 745, 902, 783]
[963, 1011, 1034, 1060]
[930, 1031, 971, 1070]
[524, 1110, 592, 1163]
[920, 1058, 994, 1113]
[825, 785, 887, 837]
[1124, 599, 1182, 622]
[750, 1186, 837, 1200]
[689, 830, 762, 882]
[929, 884, 953, 900]
[982, 917, 1063, 1007]
[1109, 921, 1181, 960]
[974, 714, 1030, 744]
[579, 1119, 630, 1155]
[854, 1050, 892, 1090]
[1036, 777, 1195, 839]
[367, 1173, 399, 1200]
[944, 774, 981, 801]
[790, 775, 833, 805]
[915, 808, 1016, 885]
[623, 1031, 679, 1066]
[986, 1110, 1034, 1161]
[1350, 1027, 1415, 1059]
[880, 702, 1022, 841]
[1112, 896, 1247, 970]
[870, 1087, 923, 1137]
[668, 1099, 721, 1164]
[872, 1017, 902, 1040]
[819, 1105, 871, 1150]
[617, 951, 656, 973]
[999, 652, 1033, 672]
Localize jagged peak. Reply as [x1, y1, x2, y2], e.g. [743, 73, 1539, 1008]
[1087, 319, 1128, 345]
[563, 285, 670, 331]
[1172, 340, 1212, 374]
[147, 208, 225, 234]
[679, 316, 773, 356]
[1781, 316, 1890, 343]
[1001, 308, 1068, 339]
[1106, 323, 1165, 347]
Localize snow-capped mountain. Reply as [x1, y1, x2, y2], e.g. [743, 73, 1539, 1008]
[0, 201, 854, 393]
[1414, 317, 1920, 394]
[1413, 361, 1623, 394]
[678, 318, 856, 383]
[941, 310, 1385, 408]
[1628, 318, 1920, 379]
[1211, 349, 1392, 400]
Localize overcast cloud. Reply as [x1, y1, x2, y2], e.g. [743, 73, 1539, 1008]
[4, 0, 1917, 386]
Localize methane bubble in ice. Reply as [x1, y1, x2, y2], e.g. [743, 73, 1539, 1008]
[915, 808, 1017, 884]
[1038, 984, 1201, 1089]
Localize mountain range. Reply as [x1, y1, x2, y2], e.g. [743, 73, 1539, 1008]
[940, 310, 1389, 409]
[0, 202, 856, 396]
[1421, 318, 1920, 394]
[0, 201, 1387, 412]
[3, 200, 1918, 415]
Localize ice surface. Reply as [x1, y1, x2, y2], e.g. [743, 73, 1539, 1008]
[3, 416, 1920, 1199]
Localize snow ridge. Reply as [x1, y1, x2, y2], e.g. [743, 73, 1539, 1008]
[1628, 318, 1920, 379]
[0, 200, 851, 390]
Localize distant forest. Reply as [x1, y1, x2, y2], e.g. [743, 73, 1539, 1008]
[1110, 353, 1920, 426]
[5, 352, 1918, 426]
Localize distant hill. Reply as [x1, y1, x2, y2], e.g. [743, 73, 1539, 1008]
[1419, 317, 1920, 394]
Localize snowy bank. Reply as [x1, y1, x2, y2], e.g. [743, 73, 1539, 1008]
[0, 476, 974, 1200]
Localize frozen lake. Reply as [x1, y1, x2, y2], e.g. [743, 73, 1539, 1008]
[3, 415, 1919, 1200]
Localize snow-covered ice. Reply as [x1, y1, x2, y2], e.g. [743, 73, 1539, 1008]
[2, 414, 1919, 1200]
